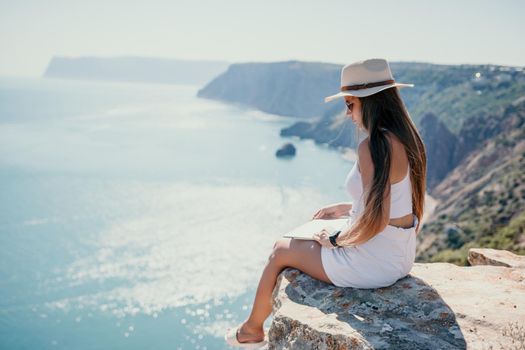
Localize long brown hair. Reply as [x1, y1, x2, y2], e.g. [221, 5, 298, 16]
[338, 87, 427, 247]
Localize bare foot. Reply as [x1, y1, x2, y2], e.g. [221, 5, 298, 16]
[236, 320, 265, 343]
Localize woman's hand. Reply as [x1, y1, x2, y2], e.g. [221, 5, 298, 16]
[313, 229, 337, 249]
[311, 203, 352, 220]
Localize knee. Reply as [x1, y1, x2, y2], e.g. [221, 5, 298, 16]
[272, 238, 288, 250]
[269, 238, 291, 266]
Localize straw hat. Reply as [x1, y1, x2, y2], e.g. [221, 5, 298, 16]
[324, 58, 414, 103]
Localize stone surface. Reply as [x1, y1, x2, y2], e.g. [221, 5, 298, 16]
[269, 261, 525, 349]
[468, 248, 525, 268]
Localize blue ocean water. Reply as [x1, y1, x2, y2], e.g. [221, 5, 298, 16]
[0, 76, 356, 349]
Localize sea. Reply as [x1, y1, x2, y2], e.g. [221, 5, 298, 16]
[0, 76, 357, 349]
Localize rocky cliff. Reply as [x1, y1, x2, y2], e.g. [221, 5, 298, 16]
[417, 97, 525, 264]
[197, 60, 343, 119]
[269, 248, 525, 349]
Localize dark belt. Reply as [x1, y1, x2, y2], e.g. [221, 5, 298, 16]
[341, 79, 395, 91]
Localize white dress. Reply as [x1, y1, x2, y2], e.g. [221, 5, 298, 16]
[320, 160, 418, 289]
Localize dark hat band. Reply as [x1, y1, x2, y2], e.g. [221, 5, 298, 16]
[341, 79, 395, 91]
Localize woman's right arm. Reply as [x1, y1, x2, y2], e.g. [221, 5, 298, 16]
[335, 202, 353, 216]
[312, 202, 353, 220]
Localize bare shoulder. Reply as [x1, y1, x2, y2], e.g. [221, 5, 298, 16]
[357, 138, 373, 188]
[385, 131, 407, 159]
[358, 133, 408, 183]
[357, 138, 371, 167]
[357, 134, 404, 160]
[385, 131, 403, 150]
[385, 131, 409, 179]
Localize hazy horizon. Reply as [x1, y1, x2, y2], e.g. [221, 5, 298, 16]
[1, 0, 524, 77]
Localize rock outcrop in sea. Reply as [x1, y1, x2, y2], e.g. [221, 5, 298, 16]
[275, 143, 296, 158]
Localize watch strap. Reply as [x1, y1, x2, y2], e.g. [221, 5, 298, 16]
[329, 230, 341, 247]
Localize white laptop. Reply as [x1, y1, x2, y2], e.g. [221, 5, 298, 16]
[283, 217, 352, 240]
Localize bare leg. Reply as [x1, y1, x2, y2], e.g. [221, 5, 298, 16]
[236, 238, 333, 343]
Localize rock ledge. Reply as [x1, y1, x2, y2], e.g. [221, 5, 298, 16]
[269, 249, 525, 349]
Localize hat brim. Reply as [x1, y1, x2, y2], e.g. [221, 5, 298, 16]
[324, 83, 414, 103]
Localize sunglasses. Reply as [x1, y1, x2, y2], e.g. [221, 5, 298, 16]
[345, 100, 354, 110]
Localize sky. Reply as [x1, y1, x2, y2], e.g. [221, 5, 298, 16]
[0, 0, 524, 77]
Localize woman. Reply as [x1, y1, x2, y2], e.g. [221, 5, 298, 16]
[225, 58, 427, 348]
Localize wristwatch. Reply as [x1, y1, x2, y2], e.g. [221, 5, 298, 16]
[329, 230, 341, 247]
